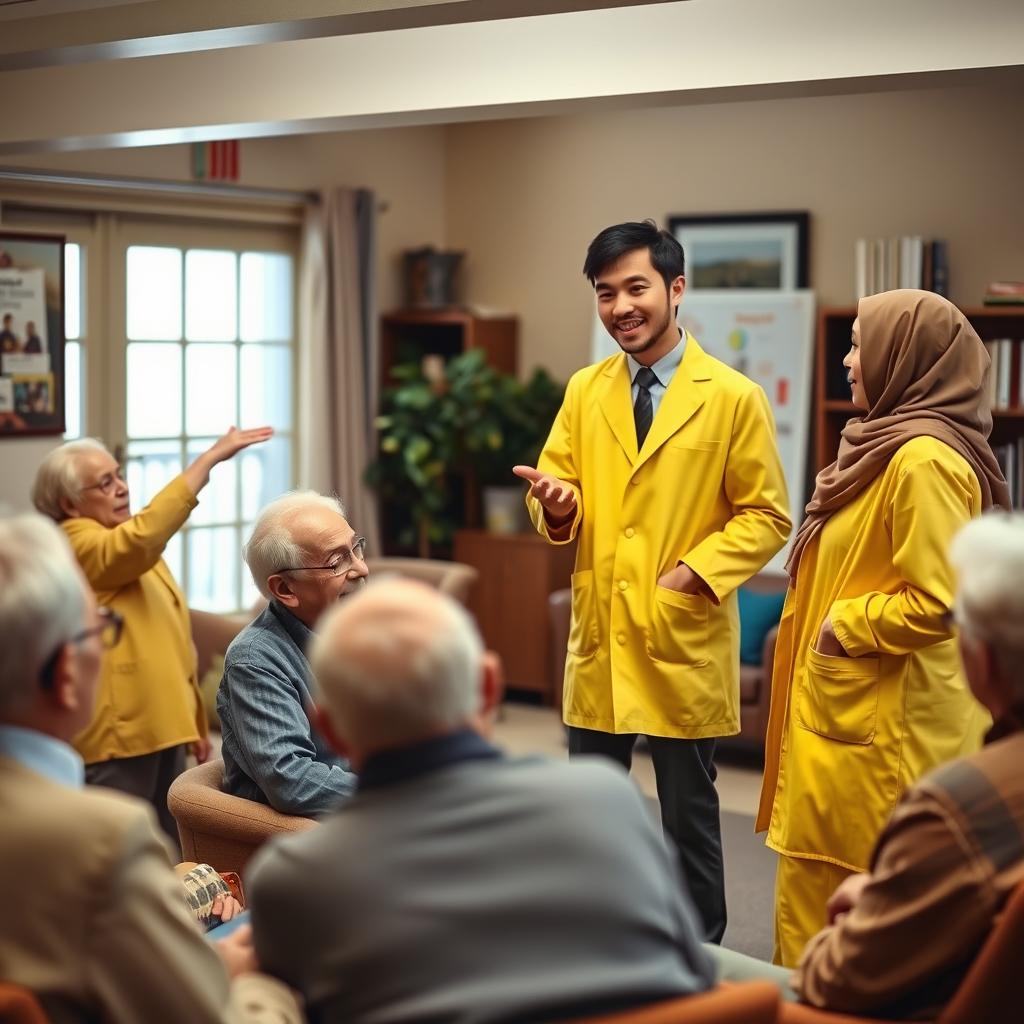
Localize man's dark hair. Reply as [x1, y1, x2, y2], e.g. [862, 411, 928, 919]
[583, 220, 685, 290]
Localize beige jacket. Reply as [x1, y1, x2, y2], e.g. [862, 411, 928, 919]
[0, 755, 301, 1024]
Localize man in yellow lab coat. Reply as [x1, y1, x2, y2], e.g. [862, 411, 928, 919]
[516, 221, 790, 941]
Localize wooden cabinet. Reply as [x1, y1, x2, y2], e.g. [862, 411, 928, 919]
[454, 529, 576, 705]
[815, 307, 1024, 493]
[380, 308, 517, 387]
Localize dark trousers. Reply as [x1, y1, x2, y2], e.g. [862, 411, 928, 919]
[568, 726, 726, 943]
[85, 744, 188, 855]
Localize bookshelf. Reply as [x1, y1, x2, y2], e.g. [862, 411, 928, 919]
[816, 306, 1024, 506]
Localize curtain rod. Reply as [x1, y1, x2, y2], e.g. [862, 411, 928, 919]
[0, 166, 317, 205]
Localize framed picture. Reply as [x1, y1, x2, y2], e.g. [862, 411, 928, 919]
[0, 231, 65, 437]
[668, 212, 809, 290]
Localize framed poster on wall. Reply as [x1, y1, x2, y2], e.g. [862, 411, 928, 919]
[0, 230, 66, 437]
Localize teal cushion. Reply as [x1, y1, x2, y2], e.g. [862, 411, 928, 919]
[737, 587, 786, 665]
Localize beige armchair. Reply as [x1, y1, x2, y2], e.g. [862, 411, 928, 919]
[167, 758, 317, 876]
[364, 556, 478, 606]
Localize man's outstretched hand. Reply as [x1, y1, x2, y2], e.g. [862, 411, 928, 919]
[513, 465, 577, 524]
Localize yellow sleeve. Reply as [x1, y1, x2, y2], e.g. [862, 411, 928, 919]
[681, 385, 792, 601]
[526, 372, 583, 545]
[64, 475, 197, 592]
[830, 453, 976, 657]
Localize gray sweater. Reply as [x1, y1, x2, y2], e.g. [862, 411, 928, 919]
[217, 601, 355, 816]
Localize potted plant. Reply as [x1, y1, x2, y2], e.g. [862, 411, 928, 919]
[366, 350, 563, 557]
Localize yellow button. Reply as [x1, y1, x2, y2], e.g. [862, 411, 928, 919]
[625, 527, 635, 538]
[618, 579, 628, 591]
[617, 633, 627, 645]
[631, 477, 640, 486]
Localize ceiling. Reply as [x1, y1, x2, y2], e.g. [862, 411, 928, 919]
[1, 0, 1022, 155]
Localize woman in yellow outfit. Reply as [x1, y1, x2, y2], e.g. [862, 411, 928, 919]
[32, 425, 271, 844]
[756, 290, 1010, 966]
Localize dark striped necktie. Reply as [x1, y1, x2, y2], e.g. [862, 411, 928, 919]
[633, 366, 658, 450]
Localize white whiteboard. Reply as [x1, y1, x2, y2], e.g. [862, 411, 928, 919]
[591, 290, 815, 572]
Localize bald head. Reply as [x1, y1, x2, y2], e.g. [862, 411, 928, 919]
[310, 580, 484, 760]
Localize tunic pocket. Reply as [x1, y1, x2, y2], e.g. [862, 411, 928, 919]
[798, 645, 881, 744]
[645, 586, 709, 666]
[568, 569, 599, 657]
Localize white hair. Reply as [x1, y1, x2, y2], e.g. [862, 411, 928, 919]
[243, 490, 347, 598]
[31, 438, 110, 521]
[950, 511, 1024, 698]
[0, 515, 87, 714]
[310, 580, 483, 752]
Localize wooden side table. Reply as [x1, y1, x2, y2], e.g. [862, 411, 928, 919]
[453, 529, 576, 706]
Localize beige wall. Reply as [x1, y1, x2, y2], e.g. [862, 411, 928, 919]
[444, 83, 1024, 382]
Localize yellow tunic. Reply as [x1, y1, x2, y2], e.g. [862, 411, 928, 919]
[529, 336, 791, 739]
[62, 475, 207, 764]
[756, 436, 989, 963]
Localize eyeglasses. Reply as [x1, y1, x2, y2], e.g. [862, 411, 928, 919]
[39, 606, 124, 689]
[80, 468, 126, 496]
[278, 537, 368, 577]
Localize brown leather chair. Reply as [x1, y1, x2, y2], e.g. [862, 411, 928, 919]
[557, 981, 779, 1023]
[365, 556, 478, 606]
[167, 758, 317, 876]
[547, 573, 786, 751]
[0, 983, 47, 1024]
[779, 882, 1024, 1024]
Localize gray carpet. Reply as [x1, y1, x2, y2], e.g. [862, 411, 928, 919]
[721, 810, 774, 959]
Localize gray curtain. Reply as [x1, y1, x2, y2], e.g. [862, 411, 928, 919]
[298, 187, 380, 552]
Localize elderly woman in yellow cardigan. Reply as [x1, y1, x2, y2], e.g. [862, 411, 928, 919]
[756, 290, 1010, 966]
[32, 425, 271, 843]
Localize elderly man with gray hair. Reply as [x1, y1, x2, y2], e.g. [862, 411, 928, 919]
[0, 515, 301, 1023]
[245, 578, 715, 1024]
[217, 490, 366, 816]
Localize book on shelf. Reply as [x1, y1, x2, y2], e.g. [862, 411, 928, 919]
[854, 236, 947, 299]
[982, 338, 1024, 410]
[983, 281, 1024, 306]
[993, 438, 1024, 509]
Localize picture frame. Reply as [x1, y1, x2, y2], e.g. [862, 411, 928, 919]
[0, 230, 66, 437]
[667, 212, 809, 290]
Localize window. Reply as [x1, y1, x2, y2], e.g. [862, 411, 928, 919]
[123, 244, 295, 612]
[63, 242, 84, 439]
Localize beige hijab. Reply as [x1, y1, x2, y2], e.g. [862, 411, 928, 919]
[787, 289, 1010, 579]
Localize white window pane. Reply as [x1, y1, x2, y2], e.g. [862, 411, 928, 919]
[187, 526, 240, 612]
[241, 436, 292, 521]
[127, 343, 182, 438]
[185, 343, 237, 436]
[127, 246, 182, 341]
[240, 527, 261, 610]
[240, 252, 293, 342]
[65, 243, 82, 341]
[63, 341, 81, 439]
[126, 439, 182, 508]
[186, 250, 238, 342]
[240, 343, 292, 430]
[187, 437, 237, 526]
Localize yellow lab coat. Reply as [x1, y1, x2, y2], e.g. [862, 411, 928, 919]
[756, 436, 989, 963]
[63, 475, 207, 764]
[529, 336, 791, 739]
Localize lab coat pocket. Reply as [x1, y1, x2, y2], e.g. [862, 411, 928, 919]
[798, 645, 881, 744]
[646, 586, 709, 666]
[568, 570, 599, 657]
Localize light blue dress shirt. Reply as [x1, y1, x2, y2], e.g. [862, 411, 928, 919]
[0, 723, 84, 788]
[626, 332, 687, 419]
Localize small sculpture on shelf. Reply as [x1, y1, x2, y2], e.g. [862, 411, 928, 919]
[402, 247, 464, 309]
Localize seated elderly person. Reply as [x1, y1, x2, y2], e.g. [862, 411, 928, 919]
[246, 579, 715, 1024]
[0, 514, 300, 1024]
[217, 491, 364, 816]
[711, 511, 1024, 1019]
[31, 426, 271, 843]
